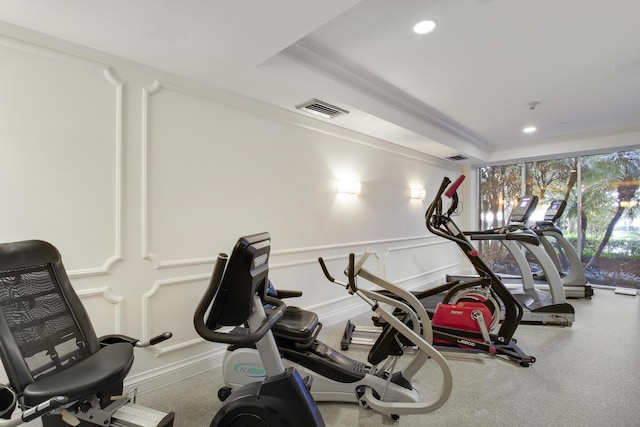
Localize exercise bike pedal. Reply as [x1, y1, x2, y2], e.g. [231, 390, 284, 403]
[302, 374, 314, 391]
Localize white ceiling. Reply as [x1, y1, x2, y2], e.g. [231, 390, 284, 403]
[1, 0, 639, 164]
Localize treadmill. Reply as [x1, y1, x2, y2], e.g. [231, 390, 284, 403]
[531, 200, 594, 299]
[449, 195, 575, 325]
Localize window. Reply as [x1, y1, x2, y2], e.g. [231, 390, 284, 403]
[478, 150, 640, 290]
[580, 151, 640, 288]
[478, 164, 522, 276]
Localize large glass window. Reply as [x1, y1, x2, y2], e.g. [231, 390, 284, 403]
[524, 158, 578, 222]
[478, 164, 522, 276]
[478, 149, 640, 290]
[580, 151, 640, 288]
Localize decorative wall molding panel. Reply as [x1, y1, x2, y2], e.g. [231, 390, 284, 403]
[0, 36, 123, 275]
[142, 274, 211, 355]
[124, 347, 227, 395]
[77, 287, 124, 336]
[0, 26, 463, 386]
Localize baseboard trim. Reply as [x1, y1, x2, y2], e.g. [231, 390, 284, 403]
[125, 347, 226, 395]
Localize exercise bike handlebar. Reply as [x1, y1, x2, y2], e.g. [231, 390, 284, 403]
[194, 254, 287, 346]
[195, 296, 286, 347]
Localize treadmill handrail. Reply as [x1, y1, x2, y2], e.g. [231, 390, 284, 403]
[465, 230, 540, 246]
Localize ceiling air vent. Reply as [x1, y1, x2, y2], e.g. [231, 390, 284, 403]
[446, 154, 468, 161]
[295, 99, 349, 119]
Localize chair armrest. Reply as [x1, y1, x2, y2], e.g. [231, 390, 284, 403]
[99, 334, 138, 347]
[99, 332, 172, 348]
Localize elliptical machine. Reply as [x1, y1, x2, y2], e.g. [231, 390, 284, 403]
[342, 176, 535, 367]
[424, 175, 535, 366]
[205, 233, 453, 421]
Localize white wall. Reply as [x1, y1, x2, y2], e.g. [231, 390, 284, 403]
[0, 24, 464, 391]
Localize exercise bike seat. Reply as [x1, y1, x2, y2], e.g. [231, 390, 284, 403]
[22, 343, 134, 406]
[265, 283, 322, 346]
[269, 306, 322, 346]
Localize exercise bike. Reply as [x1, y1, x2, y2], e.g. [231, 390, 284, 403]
[200, 233, 452, 421]
[194, 233, 325, 427]
[0, 240, 175, 427]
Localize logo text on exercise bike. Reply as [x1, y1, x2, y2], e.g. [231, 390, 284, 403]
[457, 338, 477, 347]
[233, 363, 267, 378]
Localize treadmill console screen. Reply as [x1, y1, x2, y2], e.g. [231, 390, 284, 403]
[509, 195, 539, 223]
[543, 200, 566, 222]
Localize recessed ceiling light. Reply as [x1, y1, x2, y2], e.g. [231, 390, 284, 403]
[413, 20, 437, 35]
[523, 126, 537, 134]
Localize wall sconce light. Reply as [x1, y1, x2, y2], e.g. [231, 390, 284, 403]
[338, 179, 361, 195]
[410, 187, 426, 200]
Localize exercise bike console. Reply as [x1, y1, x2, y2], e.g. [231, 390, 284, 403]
[194, 233, 325, 427]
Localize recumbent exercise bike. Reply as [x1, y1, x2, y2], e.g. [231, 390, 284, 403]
[0, 240, 174, 427]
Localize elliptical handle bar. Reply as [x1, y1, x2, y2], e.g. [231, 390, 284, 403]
[445, 175, 465, 198]
[318, 257, 337, 283]
[347, 253, 356, 292]
[445, 175, 465, 217]
[426, 176, 476, 253]
[437, 176, 452, 201]
[425, 176, 452, 226]
[318, 254, 357, 293]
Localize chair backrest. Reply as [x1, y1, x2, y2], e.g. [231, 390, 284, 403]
[205, 232, 271, 330]
[0, 240, 100, 394]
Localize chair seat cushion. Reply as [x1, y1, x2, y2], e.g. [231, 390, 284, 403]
[22, 343, 134, 407]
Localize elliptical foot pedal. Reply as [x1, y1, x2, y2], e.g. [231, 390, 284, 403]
[341, 320, 356, 350]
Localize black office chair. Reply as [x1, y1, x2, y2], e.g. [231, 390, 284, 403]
[0, 240, 174, 427]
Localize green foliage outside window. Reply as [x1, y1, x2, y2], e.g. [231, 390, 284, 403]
[479, 149, 640, 290]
